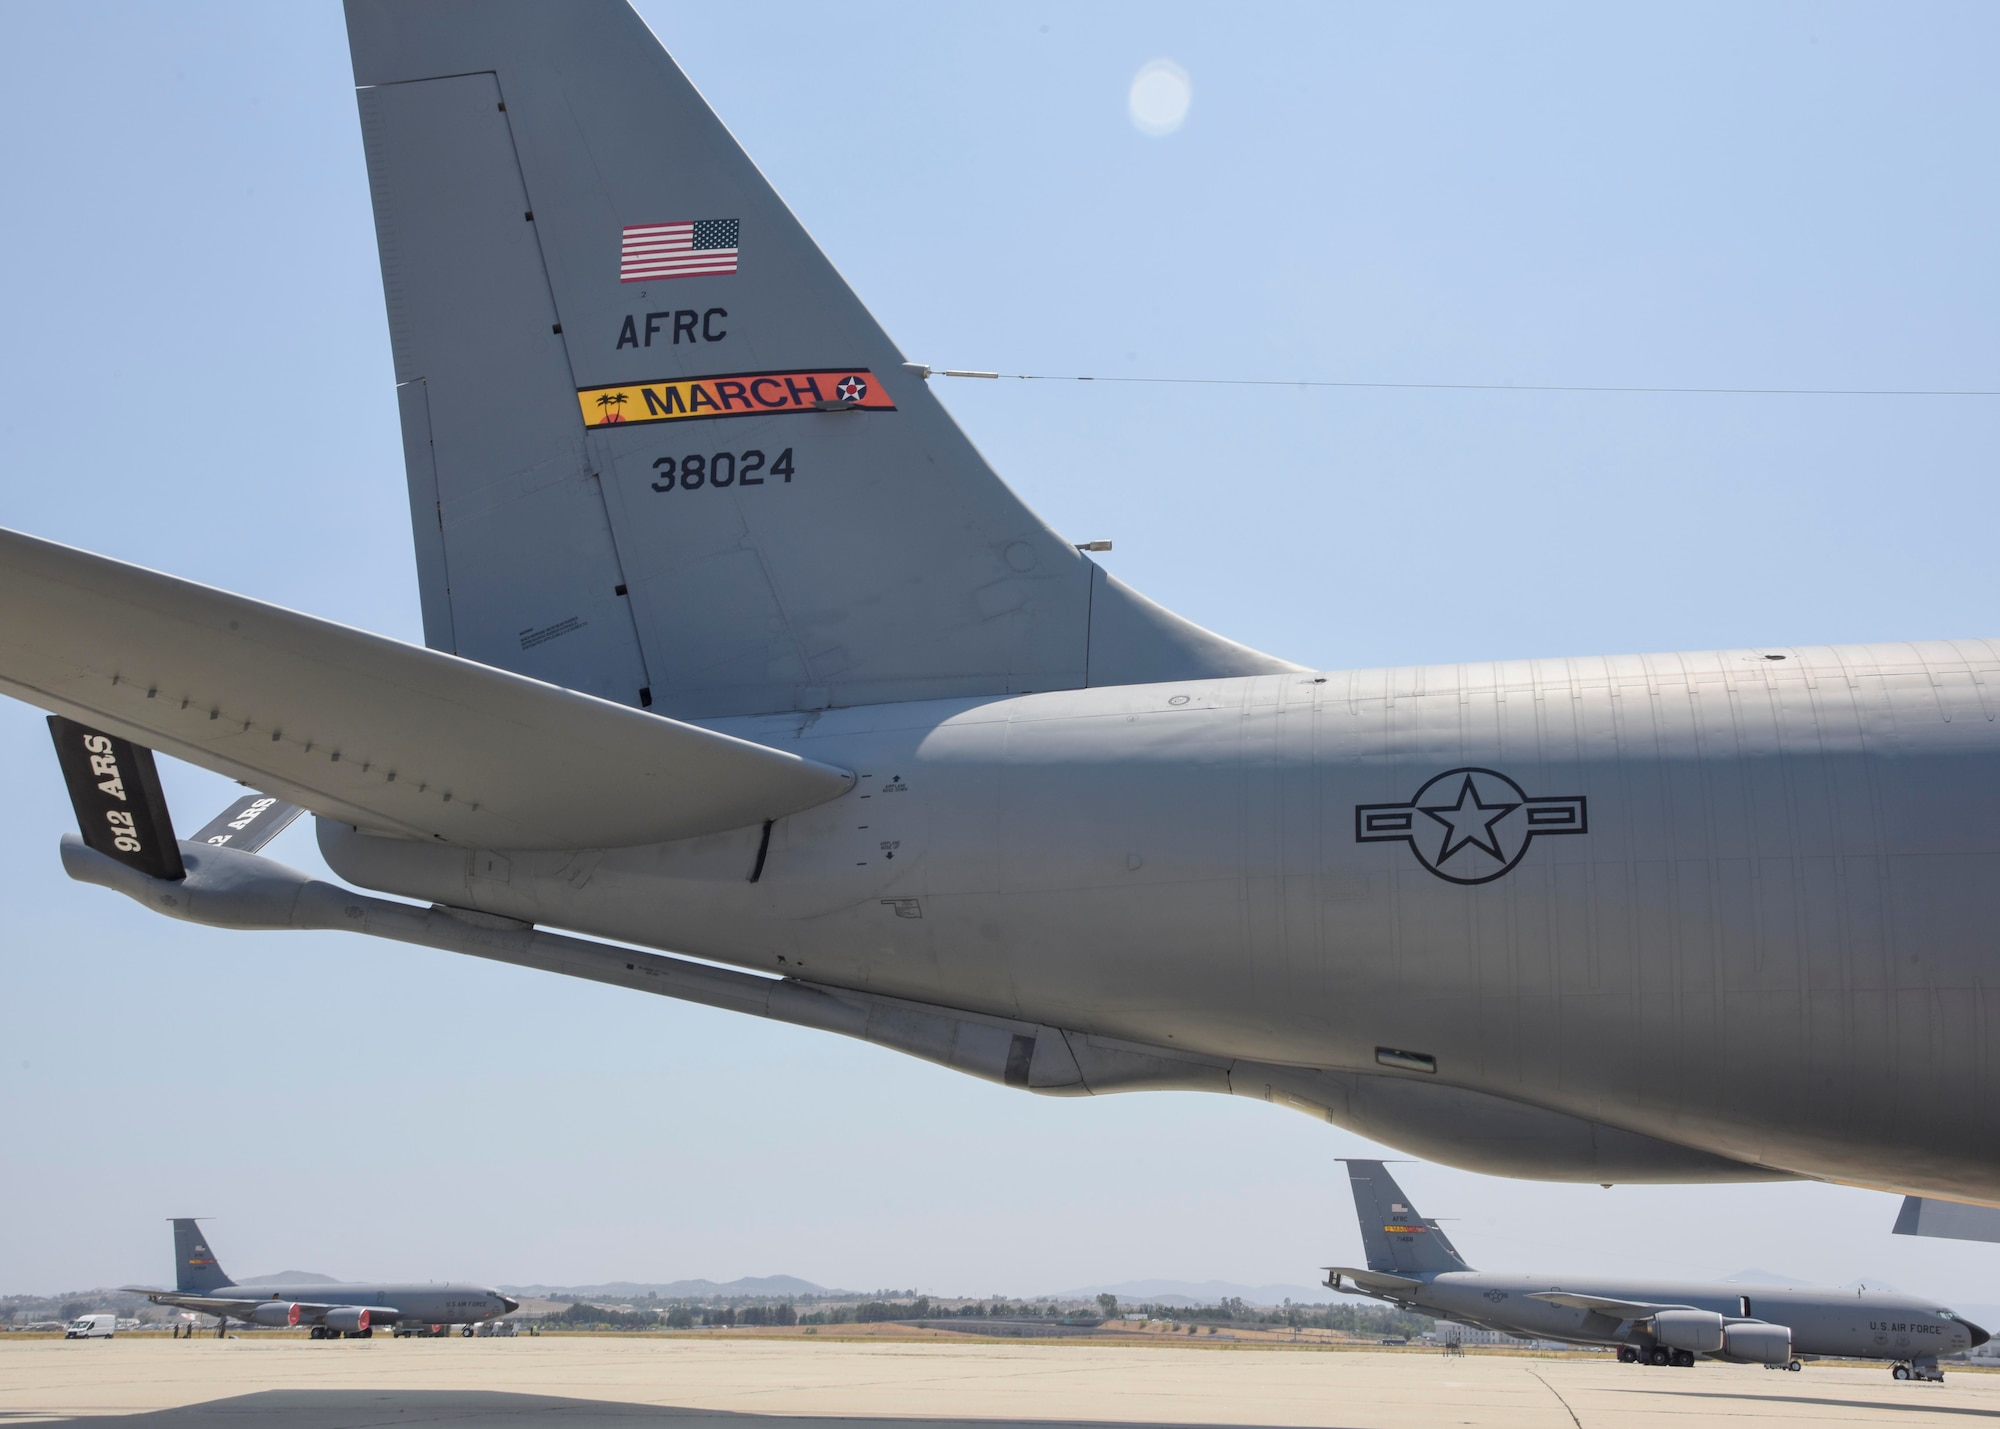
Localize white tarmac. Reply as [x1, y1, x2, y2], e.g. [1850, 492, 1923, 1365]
[3, 1336, 1994, 1427]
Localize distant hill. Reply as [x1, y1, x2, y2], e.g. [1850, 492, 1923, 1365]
[1722, 1269, 1812, 1286]
[237, 1271, 343, 1286]
[1055, 1279, 1330, 1308]
[503, 1275, 838, 1299]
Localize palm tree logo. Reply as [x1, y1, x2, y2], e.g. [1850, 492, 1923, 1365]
[595, 392, 629, 424]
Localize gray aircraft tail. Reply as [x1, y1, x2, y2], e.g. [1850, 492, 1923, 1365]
[171, 1219, 234, 1294]
[343, 0, 1297, 720]
[1343, 1160, 1471, 1276]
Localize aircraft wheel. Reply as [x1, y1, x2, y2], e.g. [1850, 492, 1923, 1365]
[1788, 1360, 1802, 1372]
[1647, 1346, 1671, 1366]
[1893, 1365, 1911, 1381]
[1616, 1346, 1639, 1364]
[461, 1325, 474, 1338]
[308, 1326, 322, 1340]
[1671, 1349, 1696, 1368]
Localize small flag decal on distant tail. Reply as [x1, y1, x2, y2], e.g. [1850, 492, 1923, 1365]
[621, 219, 739, 281]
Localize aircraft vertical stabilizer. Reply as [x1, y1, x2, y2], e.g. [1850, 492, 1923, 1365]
[1344, 1160, 1471, 1276]
[343, 0, 1299, 719]
[172, 1219, 233, 1295]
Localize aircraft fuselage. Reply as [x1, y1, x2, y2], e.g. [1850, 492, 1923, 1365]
[1414, 1274, 1975, 1362]
[324, 639, 2000, 1200]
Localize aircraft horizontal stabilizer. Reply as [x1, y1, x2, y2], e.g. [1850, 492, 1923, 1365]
[0, 527, 853, 848]
[1324, 1267, 1424, 1297]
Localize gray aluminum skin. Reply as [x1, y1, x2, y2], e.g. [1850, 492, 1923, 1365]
[315, 642, 2000, 1202]
[1330, 1162, 1987, 1374]
[326, 0, 2000, 1200]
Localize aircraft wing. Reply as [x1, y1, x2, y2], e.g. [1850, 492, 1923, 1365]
[126, 1288, 403, 1322]
[0, 527, 853, 849]
[1527, 1291, 1688, 1318]
[1325, 1266, 1425, 1298]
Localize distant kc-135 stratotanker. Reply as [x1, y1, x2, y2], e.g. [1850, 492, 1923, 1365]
[1326, 1162, 1987, 1382]
[128, 1220, 515, 1339]
[4, 0, 2000, 1212]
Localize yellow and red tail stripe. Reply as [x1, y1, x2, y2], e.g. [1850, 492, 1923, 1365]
[579, 369, 895, 427]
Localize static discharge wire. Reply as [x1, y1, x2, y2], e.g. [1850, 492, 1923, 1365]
[903, 364, 2000, 398]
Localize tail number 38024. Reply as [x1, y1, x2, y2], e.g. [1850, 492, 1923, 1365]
[650, 448, 794, 492]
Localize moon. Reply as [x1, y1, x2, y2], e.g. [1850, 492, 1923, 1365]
[1128, 59, 1191, 137]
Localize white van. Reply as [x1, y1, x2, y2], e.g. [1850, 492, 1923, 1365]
[64, 1313, 116, 1339]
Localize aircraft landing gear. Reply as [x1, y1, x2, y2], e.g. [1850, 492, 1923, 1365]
[461, 1325, 474, 1338]
[1617, 1345, 1639, 1364]
[1895, 1359, 1944, 1383]
[1788, 1359, 1802, 1372]
[1669, 1349, 1696, 1368]
[1647, 1346, 1671, 1366]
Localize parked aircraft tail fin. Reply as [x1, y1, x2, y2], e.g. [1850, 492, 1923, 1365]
[342, 0, 1299, 720]
[171, 1219, 233, 1294]
[1342, 1160, 1471, 1276]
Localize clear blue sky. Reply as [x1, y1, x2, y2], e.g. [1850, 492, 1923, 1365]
[2, 1, 1998, 1303]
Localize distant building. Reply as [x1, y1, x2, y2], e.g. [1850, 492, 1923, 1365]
[1431, 1322, 1531, 1347]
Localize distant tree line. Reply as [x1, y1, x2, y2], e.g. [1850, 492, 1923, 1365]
[797, 1298, 1088, 1325]
[544, 1300, 802, 1330]
[532, 1293, 1428, 1341]
[545, 1302, 664, 1330]
[1120, 1297, 1433, 1339]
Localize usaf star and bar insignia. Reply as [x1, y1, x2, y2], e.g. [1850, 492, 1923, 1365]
[1356, 767, 1586, 885]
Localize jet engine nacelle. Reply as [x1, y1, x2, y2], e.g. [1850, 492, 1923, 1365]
[1652, 1309, 1725, 1353]
[1721, 1320, 1792, 1364]
[322, 1307, 372, 1333]
[249, 1302, 300, 1328]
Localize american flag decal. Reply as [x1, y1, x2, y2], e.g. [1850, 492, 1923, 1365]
[620, 219, 739, 281]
